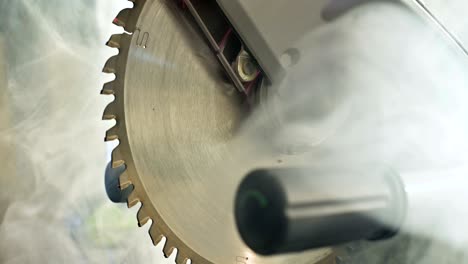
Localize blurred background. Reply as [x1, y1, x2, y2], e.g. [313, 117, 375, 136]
[0, 0, 167, 263]
[1, 0, 468, 263]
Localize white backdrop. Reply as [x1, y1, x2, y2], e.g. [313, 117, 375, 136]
[0, 0, 170, 263]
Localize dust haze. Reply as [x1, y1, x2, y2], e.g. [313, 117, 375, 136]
[238, 2, 468, 263]
[0, 0, 166, 263]
[1, 0, 468, 264]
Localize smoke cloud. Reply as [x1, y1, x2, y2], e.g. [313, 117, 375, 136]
[1, 0, 468, 264]
[0, 0, 168, 263]
[238, 2, 468, 263]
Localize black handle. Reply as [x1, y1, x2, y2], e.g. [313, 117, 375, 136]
[235, 167, 406, 255]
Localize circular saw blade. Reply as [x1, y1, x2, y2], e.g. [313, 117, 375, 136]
[102, 0, 333, 263]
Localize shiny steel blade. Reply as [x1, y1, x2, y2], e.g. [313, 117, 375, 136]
[103, 0, 334, 263]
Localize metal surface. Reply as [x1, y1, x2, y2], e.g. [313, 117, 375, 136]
[103, 0, 333, 263]
[215, 0, 330, 85]
[215, 0, 468, 88]
[233, 50, 259, 83]
[235, 167, 406, 255]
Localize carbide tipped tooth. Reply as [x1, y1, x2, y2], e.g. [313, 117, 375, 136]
[137, 206, 150, 227]
[111, 147, 125, 168]
[149, 224, 165, 246]
[106, 34, 122, 48]
[105, 124, 119, 141]
[163, 242, 177, 258]
[115, 2, 142, 33]
[119, 170, 132, 190]
[103, 55, 118, 73]
[101, 81, 115, 95]
[127, 191, 140, 208]
[102, 101, 117, 120]
[113, 8, 132, 28]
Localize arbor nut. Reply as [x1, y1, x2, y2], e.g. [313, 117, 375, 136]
[234, 50, 259, 82]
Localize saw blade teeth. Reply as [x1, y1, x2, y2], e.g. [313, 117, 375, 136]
[111, 146, 125, 168]
[112, 8, 131, 28]
[102, 1, 258, 263]
[116, 1, 144, 33]
[137, 205, 151, 227]
[127, 190, 140, 208]
[106, 34, 122, 49]
[119, 170, 132, 190]
[148, 222, 165, 246]
[102, 101, 117, 120]
[101, 81, 115, 95]
[103, 55, 118, 74]
[163, 242, 177, 258]
[114, 8, 141, 33]
[105, 124, 119, 141]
